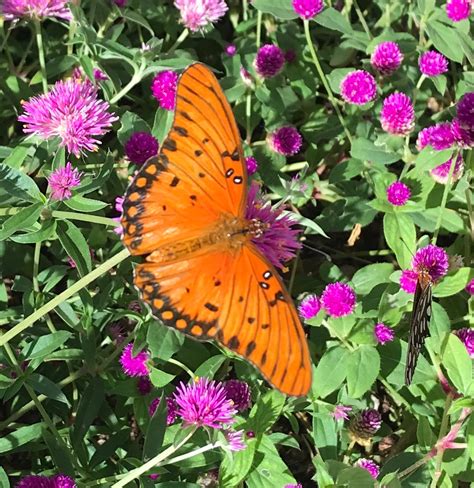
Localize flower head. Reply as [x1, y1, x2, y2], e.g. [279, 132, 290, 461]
[47, 162, 81, 201]
[120, 343, 150, 377]
[124, 132, 159, 164]
[430, 154, 464, 184]
[291, 0, 324, 19]
[419, 51, 449, 77]
[19, 79, 117, 157]
[417, 122, 457, 151]
[151, 70, 178, 111]
[240, 67, 254, 87]
[446, 0, 472, 22]
[298, 294, 321, 320]
[1, 0, 72, 21]
[137, 377, 152, 395]
[340, 70, 377, 105]
[374, 322, 395, 345]
[380, 92, 415, 136]
[284, 484, 302, 488]
[254, 44, 285, 78]
[456, 92, 474, 146]
[400, 269, 418, 294]
[51, 475, 76, 488]
[174, 0, 228, 32]
[16, 474, 76, 488]
[225, 44, 237, 56]
[113, 196, 124, 235]
[149, 396, 178, 424]
[454, 328, 474, 357]
[355, 459, 380, 479]
[174, 377, 236, 428]
[267, 126, 302, 156]
[349, 409, 382, 443]
[246, 156, 258, 175]
[412, 244, 449, 282]
[321, 282, 356, 317]
[332, 404, 352, 420]
[371, 41, 403, 75]
[465, 278, 474, 295]
[245, 182, 302, 269]
[386, 181, 411, 206]
[114, 0, 127, 7]
[93, 68, 108, 82]
[223, 379, 251, 412]
[224, 429, 246, 451]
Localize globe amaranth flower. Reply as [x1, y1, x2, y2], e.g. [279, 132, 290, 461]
[151, 70, 178, 111]
[455, 92, 474, 147]
[1, 0, 72, 21]
[149, 396, 178, 424]
[18, 79, 118, 157]
[349, 409, 382, 443]
[223, 429, 246, 451]
[93, 68, 108, 81]
[321, 282, 356, 318]
[47, 162, 81, 201]
[412, 244, 449, 282]
[225, 44, 237, 56]
[419, 51, 449, 77]
[174, 0, 228, 32]
[400, 269, 418, 294]
[454, 328, 474, 357]
[284, 484, 302, 488]
[174, 377, 236, 428]
[465, 278, 474, 295]
[340, 70, 377, 105]
[16, 474, 76, 488]
[430, 154, 464, 185]
[223, 379, 251, 412]
[380, 92, 415, 136]
[137, 376, 152, 395]
[374, 322, 395, 345]
[246, 156, 258, 175]
[386, 181, 411, 206]
[240, 67, 254, 87]
[267, 126, 302, 156]
[254, 44, 285, 78]
[355, 459, 380, 479]
[113, 196, 124, 235]
[114, 0, 127, 7]
[446, 0, 472, 22]
[120, 342, 150, 377]
[370, 41, 403, 75]
[332, 404, 352, 420]
[292, 0, 324, 19]
[298, 294, 321, 320]
[417, 122, 457, 151]
[245, 182, 302, 270]
[124, 132, 159, 164]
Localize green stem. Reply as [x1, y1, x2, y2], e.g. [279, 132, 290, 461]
[167, 358, 195, 379]
[53, 210, 118, 227]
[34, 20, 48, 93]
[110, 59, 146, 104]
[303, 20, 353, 144]
[353, 0, 372, 39]
[245, 90, 252, 145]
[168, 29, 189, 55]
[256, 10, 262, 48]
[32, 242, 41, 293]
[430, 395, 453, 488]
[0, 248, 130, 348]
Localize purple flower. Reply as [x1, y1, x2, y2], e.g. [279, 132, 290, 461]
[374, 322, 395, 345]
[240, 67, 254, 87]
[224, 429, 246, 451]
[291, 0, 324, 19]
[446, 0, 472, 22]
[1, 0, 72, 21]
[419, 51, 449, 77]
[174, 0, 228, 32]
[417, 122, 456, 151]
[340, 70, 377, 105]
[267, 126, 302, 156]
[149, 396, 178, 424]
[137, 377, 152, 395]
[298, 294, 321, 320]
[321, 282, 356, 318]
[284, 485, 302, 488]
[254, 44, 285, 78]
[380, 92, 415, 136]
[51, 475, 76, 488]
[223, 379, 251, 412]
[19, 79, 117, 157]
[246, 156, 258, 175]
[430, 154, 464, 184]
[355, 458, 380, 479]
[174, 377, 236, 428]
[114, 0, 127, 7]
[332, 404, 352, 420]
[225, 44, 237, 56]
[124, 132, 159, 164]
[284, 50, 297, 63]
[16, 474, 76, 488]
[47, 162, 81, 201]
[400, 269, 418, 294]
[454, 328, 474, 357]
[120, 343, 150, 377]
[93, 68, 108, 81]
[465, 278, 474, 295]
[113, 196, 124, 235]
[349, 409, 382, 441]
[456, 92, 474, 146]
[371, 41, 403, 75]
[386, 181, 411, 206]
[245, 182, 302, 270]
[411, 244, 449, 282]
[151, 70, 178, 111]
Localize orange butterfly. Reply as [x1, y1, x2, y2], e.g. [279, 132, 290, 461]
[121, 63, 312, 396]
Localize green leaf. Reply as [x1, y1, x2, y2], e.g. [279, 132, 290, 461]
[10, 218, 57, 244]
[467, 414, 474, 461]
[56, 219, 92, 277]
[0, 164, 43, 203]
[352, 263, 394, 295]
[152, 108, 174, 145]
[412, 146, 454, 174]
[2, 142, 33, 170]
[194, 355, 227, 378]
[251, 0, 298, 20]
[346, 345, 380, 397]
[315, 7, 354, 35]
[312, 412, 337, 460]
[434, 268, 473, 298]
[220, 438, 258, 488]
[118, 112, 151, 145]
[442, 334, 472, 395]
[28, 373, 70, 405]
[383, 213, 416, 269]
[0, 423, 42, 453]
[64, 195, 109, 213]
[89, 429, 130, 469]
[426, 21, 465, 63]
[337, 467, 375, 487]
[25, 331, 72, 360]
[351, 138, 400, 165]
[123, 10, 155, 35]
[248, 390, 286, 434]
[143, 393, 167, 460]
[0, 203, 43, 241]
[147, 322, 184, 361]
[430, 75, 447, 96]
[417, 417, 436, 449]
[0, 466, 10, 488]
[313, 346, 350, 398]
[77, 154, 115, 195]
[42, 429, 75, 476]
[149, 367, 175, 388]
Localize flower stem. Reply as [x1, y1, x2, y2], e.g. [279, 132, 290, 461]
[256, 10, 263, 48]
[110, 59, 146, 104]
[53, 210, 118, 227]
[353, 0, 372, 40]
[430, 394, 453, 488]
[303, 20, 353, 144]
[34, 20, 48, 93]
[32, 242, 41, 293]
[168, 28, 189, 55]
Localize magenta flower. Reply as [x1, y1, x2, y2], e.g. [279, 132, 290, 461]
[267, 126, 302, 156]
[417, 122, 457, 151]
[114, 0, 127, 7]
[224, 429, 246, 451]
[16, 474, 76, 488]
[374, 322, 395, 345]
[174, 0, 228, 32]
[446, 0, 472, 22]
[430, 154, 464, 184]
[400, 269, 418, 294]
[254, 44, 285, 78]
[1, 0, 72, 21]
[47, 162, 81, 201]
[355, 458, 380, 479]
[151, 70, 178, 111]
[340, 70, 377, 105]
[240, 67, 253, 87]
[174, 377, 236, 428]
[93, 68, 108, 82]
[225, 44, 237, 56]
[465, 278, 474, 295]
[292, 0, 324, 19]
[454, 328, 474, 357]
[386, 181, 411, 206]
[245, 182, 302, 270]
[51, 475, 76, 488]
[332, 404, 352, 420]
[298, 294, 321, 320]
[349, 409, 382, 439]
[411, 244, 449, 282]
[19, 79, 117, 157]
[149, 396, 178, 424]
[456, 92, 474, 147]
[245, 156, 258, 175]
[137, 377, 152, 395]
[370, 41, 403, 75]
[380, 92, 415, 136]
[321, 282, 356, 318]
[120, 343, 150, 377]
[284, 484, 302, 488]
[124, 132, 159, 164]
[419, 51, 449, 77]
[223, 379, 251, 412]
[113, 196, 124, 235]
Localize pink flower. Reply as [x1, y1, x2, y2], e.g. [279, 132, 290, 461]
[412, 244, 449, 282]
[374, 322, 395, 345]
[284, 484, 302, 488]
[465, 278, 474, 295]
[332, 404, 352, 420]
[47, 162, 81, 201]
[298, 294, 321, 320]
[340, 70, 377, 105]
[137, 377, 152, 395]
[400, 269, 418, 294]
[113, 196, 124, 235]
[120, 343, 150, 377]
[380, 92, 415, 136]
[224, 429, 246, 451]
[245, 156, 258, 175]
[174, 0, 228, 32]
[455, 92, 474, 147]
[321, 282, 356, 317]
[355, 458, 380, 479]
[149, 396, 178, 424]
[151, 70, 178, 111]
[454, 328, 474, 357]
[267, 126, 303, 156]
[225, 44, 237, 56]
[371, 41, 403, 75]
[430, 154, 464, 184]
[291, 0, 324, 19]
[446, 0, 472, 22]
[223, 379, 251, 412]
[124, 132, 159, 164]
[93, 68, 108, 81]
[240, 67, 253, 87]
[419, 51, 449, 77]
[16, 474, 76, 487]
[386, 181, 411, 206]
[254, 44, 285, 78]
[18, 79, 117, 157]
[417, 122, 457, 151]
[1, 0, 72, 21]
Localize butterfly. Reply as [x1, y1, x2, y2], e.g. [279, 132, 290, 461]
[405, 269, 433, 385]
[121, 63, 312, 396]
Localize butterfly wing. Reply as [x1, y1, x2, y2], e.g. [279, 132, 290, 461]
[135, 243, 312, 396]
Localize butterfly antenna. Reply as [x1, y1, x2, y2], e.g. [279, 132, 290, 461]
[300, 238, 332, 261]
